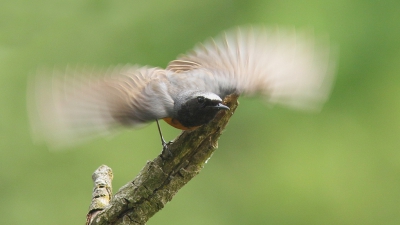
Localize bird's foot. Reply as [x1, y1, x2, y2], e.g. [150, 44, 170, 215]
[161, 138, 173, 157]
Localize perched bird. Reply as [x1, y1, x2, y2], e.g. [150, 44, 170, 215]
[27, 26, 336, 149]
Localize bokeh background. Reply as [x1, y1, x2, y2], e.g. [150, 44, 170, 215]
[1, 0, 400, 224]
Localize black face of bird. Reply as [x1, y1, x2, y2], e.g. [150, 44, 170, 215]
[175, 93, 229, 128]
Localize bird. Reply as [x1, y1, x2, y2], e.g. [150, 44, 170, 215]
[27, 26, 336, 149]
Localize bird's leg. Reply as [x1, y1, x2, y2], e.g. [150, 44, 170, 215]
[156, 119, 172, 156]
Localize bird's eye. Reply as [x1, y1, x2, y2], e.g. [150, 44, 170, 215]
[197, 96, 205, 103]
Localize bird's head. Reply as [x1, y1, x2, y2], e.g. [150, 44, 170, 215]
[174, 91, 229, 128]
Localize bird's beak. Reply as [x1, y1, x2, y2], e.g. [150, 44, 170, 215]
[211, 103, 230, 110]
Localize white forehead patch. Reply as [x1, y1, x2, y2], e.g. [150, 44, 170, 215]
[201, 92, 222, 101]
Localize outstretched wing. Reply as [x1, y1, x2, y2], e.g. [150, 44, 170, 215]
[167, 26, 337, 110]
[27, 65, 173, 148]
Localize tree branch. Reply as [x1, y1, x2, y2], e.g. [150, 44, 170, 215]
[86, 165, 113, 225]
[87, 94, 239, 225]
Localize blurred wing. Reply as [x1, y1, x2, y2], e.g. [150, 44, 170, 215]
[27, 65, 173, 148]
[167, 26, 337, 110]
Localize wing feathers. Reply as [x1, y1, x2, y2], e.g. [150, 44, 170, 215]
[168, 27, 336, 110]
[28, 65, 170, 148]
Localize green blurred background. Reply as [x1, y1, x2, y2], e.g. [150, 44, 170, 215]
[1, 0, 400, 224]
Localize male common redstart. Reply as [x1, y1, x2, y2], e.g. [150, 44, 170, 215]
[28, 26, 336, 148]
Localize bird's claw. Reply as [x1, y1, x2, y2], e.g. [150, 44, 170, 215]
[161, 139, 173, 157]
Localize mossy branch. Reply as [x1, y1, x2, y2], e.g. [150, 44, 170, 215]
[87, 94, 239, 225]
